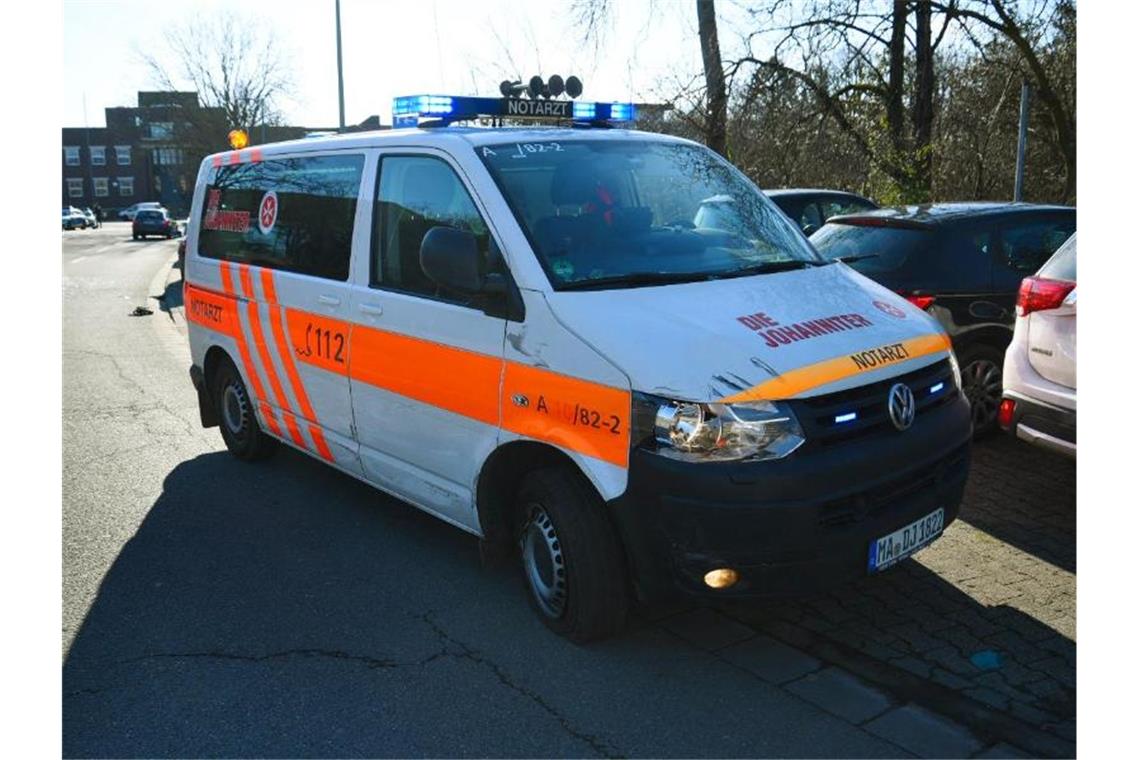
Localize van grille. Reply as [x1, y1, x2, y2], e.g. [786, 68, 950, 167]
[789, 359, 956, 450]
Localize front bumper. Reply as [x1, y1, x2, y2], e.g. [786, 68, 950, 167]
[608, 391, 972, 602]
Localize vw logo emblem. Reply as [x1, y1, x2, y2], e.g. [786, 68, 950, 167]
[887, 383, 916, 431]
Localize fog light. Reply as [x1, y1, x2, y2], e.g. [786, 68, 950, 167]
[998, 398, 1016, 429]
[703, 568, 739, 589]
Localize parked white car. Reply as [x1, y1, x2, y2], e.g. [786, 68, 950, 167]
[118, 202, 165, 221]
[999, 233, 1076, 457]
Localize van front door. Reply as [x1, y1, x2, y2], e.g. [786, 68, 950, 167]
[347, 151, 507, 530]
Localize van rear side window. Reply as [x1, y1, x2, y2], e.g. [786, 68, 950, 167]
[197, 153, 365, 281]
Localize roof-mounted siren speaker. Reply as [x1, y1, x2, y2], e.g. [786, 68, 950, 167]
[547, 75, 565, 97]
[500, 80, 527, 97]
[565, 76, 583, 98]
[527, 75, 545, 99]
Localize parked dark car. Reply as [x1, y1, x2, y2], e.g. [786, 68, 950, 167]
[133, 209, 178, 240]
[765, 189, 878, 235]
[810, 202, 1075, 434]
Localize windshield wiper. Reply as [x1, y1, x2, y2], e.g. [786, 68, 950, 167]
[716, 259, 826, 278]
[830, 253, 880, 264]
[557, 271, 717, 291]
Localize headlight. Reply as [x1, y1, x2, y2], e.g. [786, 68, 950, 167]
[948, 348, 962, 390]
[654, 399, 804, 462]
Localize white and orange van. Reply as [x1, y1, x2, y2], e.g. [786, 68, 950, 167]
[185, 94, 971, 640]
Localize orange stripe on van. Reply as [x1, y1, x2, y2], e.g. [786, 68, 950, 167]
[261, 270, 335, 462]
[184, 284, 237, 337]
[719, 333, 952, 403]
[502, 363, 631, 468]
[350, 325, 502, 427]
[349, 323, 631, 467]
[284, 309, 351, 377]
[237, 264, 306, 449]
[219, 262, 283, 438]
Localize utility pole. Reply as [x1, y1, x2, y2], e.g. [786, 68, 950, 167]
[336, 0, 346, 130]
[82, 93, 93, 207]
[1014, 80, 1030, 202]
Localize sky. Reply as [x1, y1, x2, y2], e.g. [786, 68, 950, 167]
[62, 0, 757, 129]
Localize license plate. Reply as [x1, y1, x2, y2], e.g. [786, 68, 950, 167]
[867, 508, 944, 573]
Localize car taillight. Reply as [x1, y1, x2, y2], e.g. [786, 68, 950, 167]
[1016, 276, 1075, 317]
[898, 291, 936, 310]
[998, 398, 1016, 429]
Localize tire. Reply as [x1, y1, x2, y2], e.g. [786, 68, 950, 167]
[959, 345, 1005, 438]
[211, 357, 277, 461]
[516, 466, 628, 641]
[132, 233, 139, 240]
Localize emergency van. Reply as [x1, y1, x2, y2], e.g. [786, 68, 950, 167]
[184, 91, 972, 641]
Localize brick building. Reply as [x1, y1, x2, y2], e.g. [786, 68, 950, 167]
[62, 91, 381, 217]
[62, 91, 221, 216]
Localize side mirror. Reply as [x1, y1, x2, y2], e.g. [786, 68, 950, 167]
[420, 226, 483, 293]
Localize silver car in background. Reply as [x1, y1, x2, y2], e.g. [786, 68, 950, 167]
[999, 233, 1076, 457]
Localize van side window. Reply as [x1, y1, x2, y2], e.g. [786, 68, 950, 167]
[197, 153, 364, 281]
[372, 155, 490, 301]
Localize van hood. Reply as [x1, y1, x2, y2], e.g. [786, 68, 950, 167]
[546, 263, 950, 401]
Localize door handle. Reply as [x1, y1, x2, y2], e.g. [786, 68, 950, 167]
[358, 303, 384, 316]
[317, 294, 341, 306]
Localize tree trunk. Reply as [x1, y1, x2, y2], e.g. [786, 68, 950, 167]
[697, 0, 727, 156]
[886, 0, 908, 159]
[911, 0, 935, 200]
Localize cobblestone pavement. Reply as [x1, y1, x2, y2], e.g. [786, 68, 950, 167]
[681, 435, 1077, 757]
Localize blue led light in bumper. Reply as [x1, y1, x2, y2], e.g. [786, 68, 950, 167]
[834, 412, 858, 424]
[929, 382, 945, 395]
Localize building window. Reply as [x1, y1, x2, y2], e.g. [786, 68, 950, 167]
[119, 177, 134, 196]
[154, 148, 184, 166]
[115, 145, 131, 165]
[66, 178, 84, 197]
[90, 146, 106, 166]
[93, 177, 109, 197]
[64, 146, 80, 166]
[148, 122, 174, 140]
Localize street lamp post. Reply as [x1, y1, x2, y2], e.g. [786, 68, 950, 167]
[336, 0, 346, 130]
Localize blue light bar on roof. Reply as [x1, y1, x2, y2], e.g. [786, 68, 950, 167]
[392, 94, 636, 127]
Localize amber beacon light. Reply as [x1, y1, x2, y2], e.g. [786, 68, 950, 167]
[228, 129, 249, 150]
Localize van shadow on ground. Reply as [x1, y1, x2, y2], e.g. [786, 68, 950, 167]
[63, 437, 1074, 757]
[64, 449, 913, 759]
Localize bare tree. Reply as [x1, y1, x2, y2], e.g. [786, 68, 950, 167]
[570, 0, 729, 155]
[142, 11, 295, 142]
[698, 0, 729, 156]
[932, 0, 1076, 201]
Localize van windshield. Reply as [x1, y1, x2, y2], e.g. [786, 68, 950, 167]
[477, 139, 820, 290]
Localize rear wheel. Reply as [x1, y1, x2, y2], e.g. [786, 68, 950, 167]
[960, 345, 1004, 438]
[212, 358, 277, 461]
[516, 467, 628, 641]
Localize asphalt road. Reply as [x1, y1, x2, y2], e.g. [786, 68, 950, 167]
[62, 224, 915, 757]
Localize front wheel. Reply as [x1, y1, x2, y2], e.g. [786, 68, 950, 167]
[516, 467, 628, 642]
[959, 345, 1005, 438]
[212, 358, 277, 461]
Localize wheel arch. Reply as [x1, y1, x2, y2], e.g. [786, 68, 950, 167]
[475, 440, 609, 552]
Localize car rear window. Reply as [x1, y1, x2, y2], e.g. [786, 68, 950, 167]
[1038, 234, 1076, 281]
[811, 222, 930, 273]
[137, 211, 164, 221]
